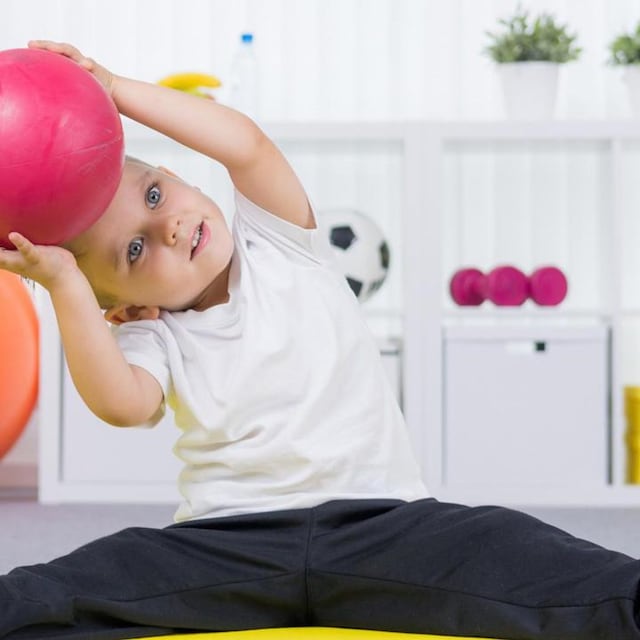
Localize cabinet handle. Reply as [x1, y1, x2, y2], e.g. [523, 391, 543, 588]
[505, 340, 547, 355]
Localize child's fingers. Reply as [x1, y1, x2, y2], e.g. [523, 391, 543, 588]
[28, 39, 71, 54]
[28, 39, 77, 54]
[28, 40, 105, 82]
[28, 40, 89, 66]
[8, 231, 32, 249]
[7, 232, 41, 265]
[0, 246, 29, 275]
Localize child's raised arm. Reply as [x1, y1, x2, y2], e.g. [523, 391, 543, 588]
[29, 40, 314, 230]
[0, 234, 163, 428]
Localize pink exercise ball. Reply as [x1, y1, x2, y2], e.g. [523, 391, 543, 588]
[0, 48, 124, 249]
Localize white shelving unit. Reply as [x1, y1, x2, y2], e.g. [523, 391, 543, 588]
[38, 120, 640, 506]
[414, 120, 640, 506]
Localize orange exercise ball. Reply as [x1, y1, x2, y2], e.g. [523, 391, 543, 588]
[0, 271, 38, 459]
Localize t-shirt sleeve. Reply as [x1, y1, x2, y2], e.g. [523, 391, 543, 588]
[111, 320, 171, 426]
[233, 189, 334, 265]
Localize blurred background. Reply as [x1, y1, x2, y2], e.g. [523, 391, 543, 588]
[1, 0, 639, 120]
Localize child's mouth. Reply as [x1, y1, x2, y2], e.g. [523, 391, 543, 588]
[190, 221, 211, 259]
[190, 222, 205, 258]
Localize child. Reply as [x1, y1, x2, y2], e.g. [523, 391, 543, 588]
[0, 41, 638, 640]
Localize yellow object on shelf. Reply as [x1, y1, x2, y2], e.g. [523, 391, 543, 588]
[157, 72, 222, 99]
[158, 72, 222, 90]
[624, 386, 640, 483]
[627, 435, 640, 484]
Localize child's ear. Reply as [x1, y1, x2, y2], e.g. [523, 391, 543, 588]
[104, 304, 161, 325]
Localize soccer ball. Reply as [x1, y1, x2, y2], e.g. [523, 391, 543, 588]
[319, 209, 390, 302]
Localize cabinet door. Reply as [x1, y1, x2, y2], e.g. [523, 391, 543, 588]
[443, 329, 609, 489]
[61, 364, 182, 492]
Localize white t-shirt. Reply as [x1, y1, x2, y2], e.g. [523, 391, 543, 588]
[114, 191, 428, 522]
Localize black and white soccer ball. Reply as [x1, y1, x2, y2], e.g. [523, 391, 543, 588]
[319, 209, 390, 303]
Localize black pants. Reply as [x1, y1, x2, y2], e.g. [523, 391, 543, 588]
[1, 499, 639, 640]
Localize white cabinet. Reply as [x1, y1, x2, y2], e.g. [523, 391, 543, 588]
[415, 121, 640, 506]
[443, 326, 609, 490]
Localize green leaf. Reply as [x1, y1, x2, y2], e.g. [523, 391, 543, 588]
[483, 5, 581, 63]
[608, 23, 640, 65]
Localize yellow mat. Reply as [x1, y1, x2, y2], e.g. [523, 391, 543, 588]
[136, 628, 504, 639]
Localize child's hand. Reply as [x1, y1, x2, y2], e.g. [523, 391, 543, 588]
[0, 232, 81, 291]
[27, 40, 115, 97]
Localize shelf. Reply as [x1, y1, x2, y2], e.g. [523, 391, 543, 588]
[434, 119, 640, 141]
[443, 307, 609, 321]
[122, 117, 421, 143]
[122, 118, 640, 143]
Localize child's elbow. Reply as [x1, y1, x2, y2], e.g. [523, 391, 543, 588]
[235, 119, 271, 165]
[95, 402, 162, 429]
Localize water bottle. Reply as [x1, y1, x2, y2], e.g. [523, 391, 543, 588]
[229, 32, 259, 118]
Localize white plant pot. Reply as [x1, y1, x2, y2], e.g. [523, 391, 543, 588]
[497, 61, 560, 120]
[623, 66, 640, 118]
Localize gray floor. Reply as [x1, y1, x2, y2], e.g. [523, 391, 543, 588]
[1, 498, 639, 574]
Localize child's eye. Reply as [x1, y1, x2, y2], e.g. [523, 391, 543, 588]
[146, 184, 161, 208]
[127, 238, 144, 264]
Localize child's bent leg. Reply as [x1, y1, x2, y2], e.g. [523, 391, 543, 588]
[308, 499, 640, 640]
[0, 510, 309, 639]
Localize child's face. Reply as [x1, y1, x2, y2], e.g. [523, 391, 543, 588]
[71, 159, 234, 314]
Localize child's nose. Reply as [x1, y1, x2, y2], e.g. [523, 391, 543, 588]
[159, 215, 183, 245]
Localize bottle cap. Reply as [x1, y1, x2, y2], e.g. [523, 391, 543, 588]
[241, 33, 253, 44]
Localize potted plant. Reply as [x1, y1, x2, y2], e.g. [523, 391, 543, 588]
[608, 22, 640, 117]
[484, 6, 582, 119]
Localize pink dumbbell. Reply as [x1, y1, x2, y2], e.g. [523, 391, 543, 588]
[449, 265, 568, 307]
[449, 266, 528, 306]
[528, 266, 568, 306]
[449, 267, 487, 306]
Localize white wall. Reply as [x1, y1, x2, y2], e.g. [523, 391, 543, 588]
[3, 0, 640, 488]
[1, 0, 640, 120]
